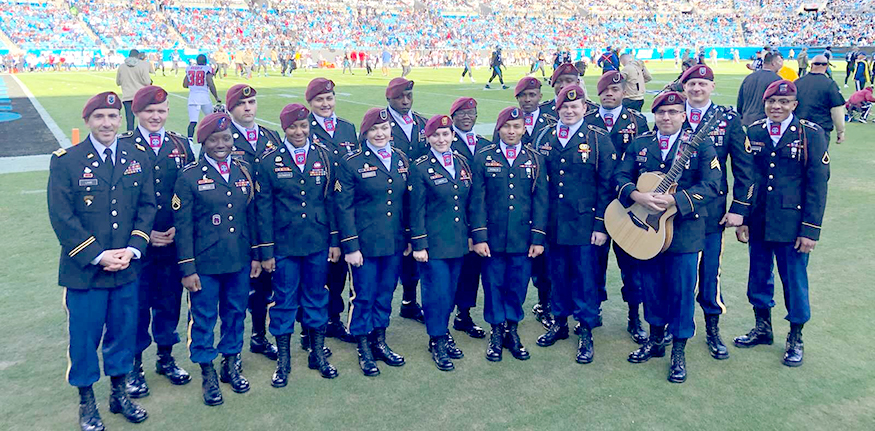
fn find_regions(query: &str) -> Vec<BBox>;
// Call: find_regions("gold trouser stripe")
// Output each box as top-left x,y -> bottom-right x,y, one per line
132,230 -> 150,242
716,235 -> 727,314
68,236 -> 95,257
692,251 -> 703,338
186,291 -> 195,352
63,288 -> 73,384
346,263 -> 357,332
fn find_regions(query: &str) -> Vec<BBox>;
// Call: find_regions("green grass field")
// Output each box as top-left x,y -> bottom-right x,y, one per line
1,63 -> 874,430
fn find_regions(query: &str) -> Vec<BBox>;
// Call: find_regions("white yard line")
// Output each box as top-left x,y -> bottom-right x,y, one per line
7,73 -> 71,148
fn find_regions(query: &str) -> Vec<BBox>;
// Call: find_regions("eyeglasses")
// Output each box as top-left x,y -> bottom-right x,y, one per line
654,109 -> 684,117
453,111 -> 477,119
811,62 -> 828,66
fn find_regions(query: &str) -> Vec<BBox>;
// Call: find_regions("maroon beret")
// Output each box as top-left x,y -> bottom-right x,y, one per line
763,80 -> 797,101
450,97 -> 477,116
550,63 -> 579,86
359,107 -> 390,138
196,112 -> 232,144
132,85 -> 168,113
597,71 -> 624,95
556,85 -> 585,111
424,115 -> 452,137
514,76 -> 541,97
495,106 -> 523,131
386,77 -> 414,99
651,91 -> 686,113
226,84 -> 257,109
280,103 -> 310,130
82,91 -> 121,119
680,64 -> 714,84
305,78 -> 335,102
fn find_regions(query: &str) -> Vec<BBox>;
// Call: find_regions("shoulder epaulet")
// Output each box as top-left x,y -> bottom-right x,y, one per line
391,147 -> 409,162
336,117 -> 354,127
261,145 -> 278,158
310,135 -> 329,150
523,143 -> 539,153
584,109 -> 597,118
167,130 -> 185,139
477,144 -> 497,154
587,124 -> 608,135
52,148 -> 67,157
414,154 -> 429,165
628,108 -> 645,118
751,118 -> 767,127
452,150 -> 469,162
640,130 -> 658,138
799,119 -> 821,129
118,131 -> 134,139
134,143 -> 147,152
234,157 -> 251,167
412,111 -> 427,121
182,160 -> 199,171
344,150 -> 362,161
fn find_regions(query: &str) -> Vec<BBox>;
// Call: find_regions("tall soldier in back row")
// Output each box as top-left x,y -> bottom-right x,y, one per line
50,92 -> 155,431
124,86 -> 194,400
680,64 -> 755,360
385,77 -> 427,323
734,80 -> 829,368
225,84 -> 282,362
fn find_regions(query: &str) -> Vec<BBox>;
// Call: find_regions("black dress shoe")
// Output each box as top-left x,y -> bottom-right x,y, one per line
326,317 -> 356,343
486,324 -> 504,362
532,302 -> 554,329
356,336 -> 380,376
576,324 -> 594,364
199,362 -> 223,406
445,333 -> 464,359
156,348 -> 192,385
429,335 -> 454,371
125,356 -> 149,399
668,339 -> 687,383
627,307 -> 648,345
503,322 -> 530,360
537,320 -> 569,347
109,376 -> 148,423
369,328 -> 405,366
782,323 -> 804,367
734,308 -> 774,348
400,301 -> 425,324
308,327 -> 339,379
704,314 -> 729,360
220,355 -> 250,393
628,325 -> 666,363
272,334 -> 291,388
250,332 -> 278,360
453,309 -> 486,339
78,386 -> 105,431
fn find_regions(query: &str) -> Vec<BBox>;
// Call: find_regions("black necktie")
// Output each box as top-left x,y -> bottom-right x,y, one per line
104,148 -> 114,175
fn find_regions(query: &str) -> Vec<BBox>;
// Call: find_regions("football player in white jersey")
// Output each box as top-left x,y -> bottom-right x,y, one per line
183,54 -> 220,139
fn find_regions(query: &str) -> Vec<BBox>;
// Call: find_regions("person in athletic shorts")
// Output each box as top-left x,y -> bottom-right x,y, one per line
183,54 -> 221,140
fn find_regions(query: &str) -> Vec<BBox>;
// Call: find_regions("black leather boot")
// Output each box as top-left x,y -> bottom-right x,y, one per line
453,308 -> 486,338
125,354 -> 149,398
537,317 -> 569,347
628,325 -> 666,363
503,321 -> 530,360
308,326 -> 339,378
370,328 -> 405,366
485,323 -> 504,362
326,316 -> 356,343
250,331 -> 278,360
300,325 -> 333,357
220,354 -> 250,393
156,345 -> 191,385
271,334 -> 291,388
400,301 -> 426,323
705,314 -> 729,359
78,386 -> 105,431
627,304 -> 648,345
356,335 -> 380,376
532,302 -> 554,329
429,335 -> 455,371
783,323 -> 804,367
668,338 -> 688,383
445,332 -> 464,359
199,362 -> 223,406
734,308 -> 774,348
576,323 -> 594,364
109,375 -> 148,423
663,325 -> 673,345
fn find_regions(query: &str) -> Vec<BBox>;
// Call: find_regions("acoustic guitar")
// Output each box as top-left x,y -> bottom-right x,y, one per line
605,108 -> 724,260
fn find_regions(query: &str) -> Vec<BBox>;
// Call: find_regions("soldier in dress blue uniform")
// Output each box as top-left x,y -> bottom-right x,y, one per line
615,92 -> 721,383
447,97 -> 488,339
385,77 -> 427,323
305,77 -> 358,343
173,113 -> 260,405
533,85 -> 615,363
680,64 -> 755,360
255,104 -> 340,385
410,115 -> 475,371
123,86 -> 193,400
470,107 -> 548,362
49,92 -> 154,431
588,71 -> 650,344
225,84 -> 281,361
514,77 -> 557,327
734,80 -> 829,368
335,108 -> 410,376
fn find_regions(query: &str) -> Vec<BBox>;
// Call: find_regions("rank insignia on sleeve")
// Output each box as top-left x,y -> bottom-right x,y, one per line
710,157 -> 720,170
822,152 -> 829,165
171,194 -> 181,210
334,180 -> 342,192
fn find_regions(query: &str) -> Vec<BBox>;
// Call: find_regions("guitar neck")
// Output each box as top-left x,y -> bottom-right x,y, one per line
652,108 -> 723,194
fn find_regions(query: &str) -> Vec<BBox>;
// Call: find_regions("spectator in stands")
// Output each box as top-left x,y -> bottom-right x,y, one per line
794,55 -> 846,144
116,49 -> 152,131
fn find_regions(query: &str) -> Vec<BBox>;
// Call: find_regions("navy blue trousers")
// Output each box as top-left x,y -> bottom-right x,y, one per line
454,251 -> 481,310
135,250 -> 183,354
349,254 -> 402,336
697,232 -> 728,315
65,281 -> 138,387
596,241 -> 642,305
747,240 -> 811,324
531,253 -> 552,305
640,252 -> 700,339
326,260 -> 348,318
482,252 -> 531,325
188,268 -> 249,364
420,258 -> 463,336
548,244 -> 600,328
270,251 -> 330,336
